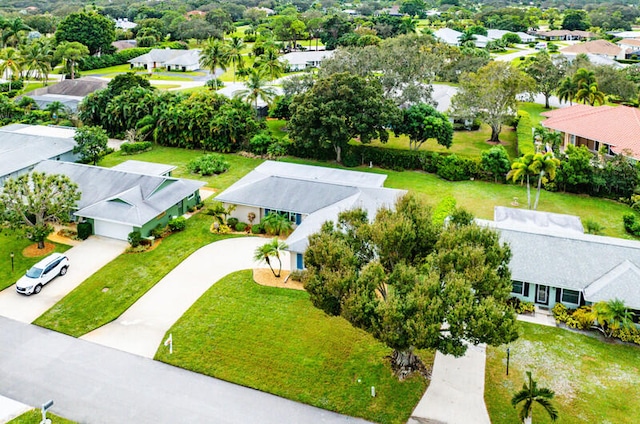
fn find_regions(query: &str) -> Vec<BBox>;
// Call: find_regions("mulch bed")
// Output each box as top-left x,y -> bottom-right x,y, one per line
23,242 -> 56,257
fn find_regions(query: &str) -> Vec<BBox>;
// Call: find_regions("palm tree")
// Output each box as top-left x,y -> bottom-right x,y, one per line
20,39 -> 53,85
0,47 -> 22,91
199,38 -> 229,90
261,212 -> 293,236
399,17 -> 418,34
2,18 -> 30,48
233,67 -> 277,113
575,82 -> 605,106
556,77 -> 577,105
529,152 -> 560,210
253,237 -> 288,278
507,153 -> 536,209
55,41 -> 89,80
511,371 -> 559,424
254,48 -> 284,81
227,36 -> 245,83
45,101 -> 69,123
590,299 -> 635,338
572,68 -> 596,89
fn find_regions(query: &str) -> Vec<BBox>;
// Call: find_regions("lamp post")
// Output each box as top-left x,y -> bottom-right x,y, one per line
506,347 -> 510,376
10,252 -> 14,273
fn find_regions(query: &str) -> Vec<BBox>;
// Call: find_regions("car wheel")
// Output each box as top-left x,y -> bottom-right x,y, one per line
34,284 -> 42,294
60,266 -> 68,276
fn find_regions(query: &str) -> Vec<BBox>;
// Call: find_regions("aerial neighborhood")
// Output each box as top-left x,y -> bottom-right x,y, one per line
1,0 -> 640,423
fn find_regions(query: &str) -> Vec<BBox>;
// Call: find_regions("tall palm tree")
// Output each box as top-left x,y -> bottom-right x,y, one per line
199,38 -> 229,90
0,47 -> 22,91
575,82 -> 605,106
529,152 -> 560,210
572,68 -> 596,89
507,153 -> 536,209
254,48 -> 284,81
227,36 -> 245,83
233,67 -> 277,112
253,237 -> 288,278
2,18 -> 30,48
556,77 -> 577,105
511,371 -> 559,424
45,101 -> 69,123
20,39 -> 53,85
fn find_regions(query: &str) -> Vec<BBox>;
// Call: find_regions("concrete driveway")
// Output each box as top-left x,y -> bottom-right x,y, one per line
0,236 -> 127,323
82,237 -> 288,358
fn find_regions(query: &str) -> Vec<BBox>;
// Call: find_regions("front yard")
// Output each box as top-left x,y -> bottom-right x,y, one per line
485,322 -> 640,423
155,270 -> 431,424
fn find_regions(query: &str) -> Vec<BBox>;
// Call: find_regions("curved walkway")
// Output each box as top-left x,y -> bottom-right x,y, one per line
81,237 -> 289,358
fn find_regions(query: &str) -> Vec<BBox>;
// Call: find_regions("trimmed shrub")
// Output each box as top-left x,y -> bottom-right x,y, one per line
249,132 -> 272,155
432,196 -> 457,226
78,47 -> 153,71
515,110 -> 535,155
436,154 -> 476,181
552,303 -> 570,323
0,79 -> 24,93
251,223 -> 264,234
168,216 -> 186,232
187,154 -> 229,176
77,222 -> 92,240
613,326 -> 640,345
567,306 -> 594,330
151,224 -> 166,239
128,230 -> 142,247
227,217 -> 239,229
289,269 -> 306,281
516,301 -> 535,314
235,222 -> 248,232
120,141 -> 152,155
623,212 -> 640,236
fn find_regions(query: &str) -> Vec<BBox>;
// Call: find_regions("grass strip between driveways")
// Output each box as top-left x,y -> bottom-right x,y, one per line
155,270 -> 431,424
7,409 -> 75,424
485,322 -> 640,424
33,211 -> 238,337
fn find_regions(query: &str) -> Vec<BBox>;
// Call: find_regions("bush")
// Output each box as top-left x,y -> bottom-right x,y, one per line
516,300 -> 535,314
77,222 -> 92,240
78,47 -> 152,71
251,223 -> 264,234
0,79 -> 24,93
249,132 -> 272,155
235,222 -> 248,232
289,269 -> 306,281
436,154 -> 477,181
168,216 -> 186,232
623,212 -> 640,236
120,141 -> 152,155
432,196 -> 457,226
227,217 -> 239,229
583,219 -> 603,235
266,138 -> 291,158
552,303 -> 570,322
128,230 -> 142,247
567,306 -> 594,330
151,224 -> 166,239
613,326 -> 640,345
187,154 -> 230,176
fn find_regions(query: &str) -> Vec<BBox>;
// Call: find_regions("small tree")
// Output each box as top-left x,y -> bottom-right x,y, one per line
394,103 -> 453,151
254,237 -> 288,277
0,172 -> 80,249
511,371 -> 559,424
55,41 -> 89,80
481,145 -> 511,183
73,126 -> 109,165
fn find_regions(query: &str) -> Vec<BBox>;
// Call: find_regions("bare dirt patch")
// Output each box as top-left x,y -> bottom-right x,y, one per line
253,268 -> 304,291
23,242 -> 56,257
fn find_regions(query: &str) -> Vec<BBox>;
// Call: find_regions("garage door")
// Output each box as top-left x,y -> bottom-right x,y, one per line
94,220 -> 133,240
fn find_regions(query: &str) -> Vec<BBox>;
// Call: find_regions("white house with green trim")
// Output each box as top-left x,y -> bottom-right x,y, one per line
34,160 -> 204,240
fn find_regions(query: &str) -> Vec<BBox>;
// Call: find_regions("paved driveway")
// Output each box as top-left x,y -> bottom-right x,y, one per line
82,237 -> 288,358
0,236 -> 127,323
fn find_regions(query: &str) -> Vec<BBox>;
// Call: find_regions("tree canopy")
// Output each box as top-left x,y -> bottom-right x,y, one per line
73,126 -> 110,165
55,10 -> 116,55
394,103 -> 453,151
303,195 -> 518,378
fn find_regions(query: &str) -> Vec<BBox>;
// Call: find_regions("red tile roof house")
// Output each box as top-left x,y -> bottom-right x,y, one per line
541,104 -> 640,160
560,39 -> 625,60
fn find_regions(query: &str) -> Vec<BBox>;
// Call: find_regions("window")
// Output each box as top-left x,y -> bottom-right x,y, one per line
512,281 -> 524,294
562,289 -> 580,305
265,209 -> 299,224
570,134 -> 576,145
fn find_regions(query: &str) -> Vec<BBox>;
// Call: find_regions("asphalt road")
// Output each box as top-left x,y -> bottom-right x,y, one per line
0,317 -> 369,424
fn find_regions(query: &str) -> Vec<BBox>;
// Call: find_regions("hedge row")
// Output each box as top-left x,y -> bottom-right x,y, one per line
515,110 -> 535,156
120,141 -> 152,154
78,48 -> 152,71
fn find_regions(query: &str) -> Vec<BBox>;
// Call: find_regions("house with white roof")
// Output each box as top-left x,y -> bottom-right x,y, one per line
433,28 -> 489,48
486,29 -> 535,43
278,50 -> 335,71
0,124 -> 78,186
482,207 -> 640,315
33,160 -> 204,240
128,49 -> 201,72
214,161 -> 406,270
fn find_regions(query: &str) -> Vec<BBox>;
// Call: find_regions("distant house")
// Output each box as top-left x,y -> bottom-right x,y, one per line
487,29 -> 535,43
561,52 -> 626,69
33,160 -> 204,240
482,207 -> 640,315
616,38 -> 640,58
608,31 -> 640,39
278,50 -> 335,71
376,5 -> 403,16
214,161 -> 406,271
22,77 -> 108,112
0,124 -> 78,186
112,40 -> 137,51
128,49 -> 201,72
541,105 -> 640,160
433,28 -> 488,47
560,40 -> 625,60
536,30 -> 596,41
114,18 -> 137,30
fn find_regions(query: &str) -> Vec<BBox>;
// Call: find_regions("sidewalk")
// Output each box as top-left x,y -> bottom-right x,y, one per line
0,395 -> 30,423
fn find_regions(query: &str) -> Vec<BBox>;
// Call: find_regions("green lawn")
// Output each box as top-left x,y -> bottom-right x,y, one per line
81,64 -> 130,75
34,211 -> 239,337
0,233 -> 71,291
155,270 -> 430,424
8,410 -> 74,424
519,101 -> 552,127
485,322 -> 640,424
266,118 -> 288,138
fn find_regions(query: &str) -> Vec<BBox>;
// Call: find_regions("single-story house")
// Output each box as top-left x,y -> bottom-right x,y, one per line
278,50 -> 335,71
481,207 -> 640,315
561,52 -> 626,69
21,77 -> 108,112
0,124 -> 78,186
214,161 -> 406,270
376,5 -> 403,16
112,40 -> 138,51
33,160 -> 204,240
536,30 -> 596,41
486,29 -> 535,43
560,40 -> 625,60
433,28 -> 488,48
128,49 -> 201,72
114,18 -> 137,30
541,104 -> 640,160
608,31 -> 640,39
617,38 -> 640,58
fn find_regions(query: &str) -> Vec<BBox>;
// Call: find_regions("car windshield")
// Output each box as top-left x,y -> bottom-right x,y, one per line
26,267 -> 43,278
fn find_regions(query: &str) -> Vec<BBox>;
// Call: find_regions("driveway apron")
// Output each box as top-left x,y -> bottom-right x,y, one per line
81,237 -> 288,358
0,237 -> 127,323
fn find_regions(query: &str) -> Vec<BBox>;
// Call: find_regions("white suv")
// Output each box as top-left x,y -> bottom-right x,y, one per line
16,253 -> 70,295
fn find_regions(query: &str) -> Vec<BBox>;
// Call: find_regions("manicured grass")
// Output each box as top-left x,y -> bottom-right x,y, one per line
519,101 -> 552,127
155,270 -> 431,424
0,233 -> 70,291
8,410 -> 74,424
266,118 -> 288,138
485,322 -> 640,424
81,64 -> 130,75
34,211 -> 239,337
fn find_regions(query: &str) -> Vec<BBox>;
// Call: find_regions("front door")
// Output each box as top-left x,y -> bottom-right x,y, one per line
536,284 -> 549,305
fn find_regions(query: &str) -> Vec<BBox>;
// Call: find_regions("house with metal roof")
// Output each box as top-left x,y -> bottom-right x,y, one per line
128,49 -> 201,72
541,105 -> 640,160
33,160 -> 204,241
278,50 -> 335,71
215,161 -> 406,270
0,124 -> 78,186
481,207 -> 640,313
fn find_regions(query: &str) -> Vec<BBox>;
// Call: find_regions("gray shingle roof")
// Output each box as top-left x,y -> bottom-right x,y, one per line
112,160 -> 176,176
584,261 -> 640,309
33,160 -> 204,226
